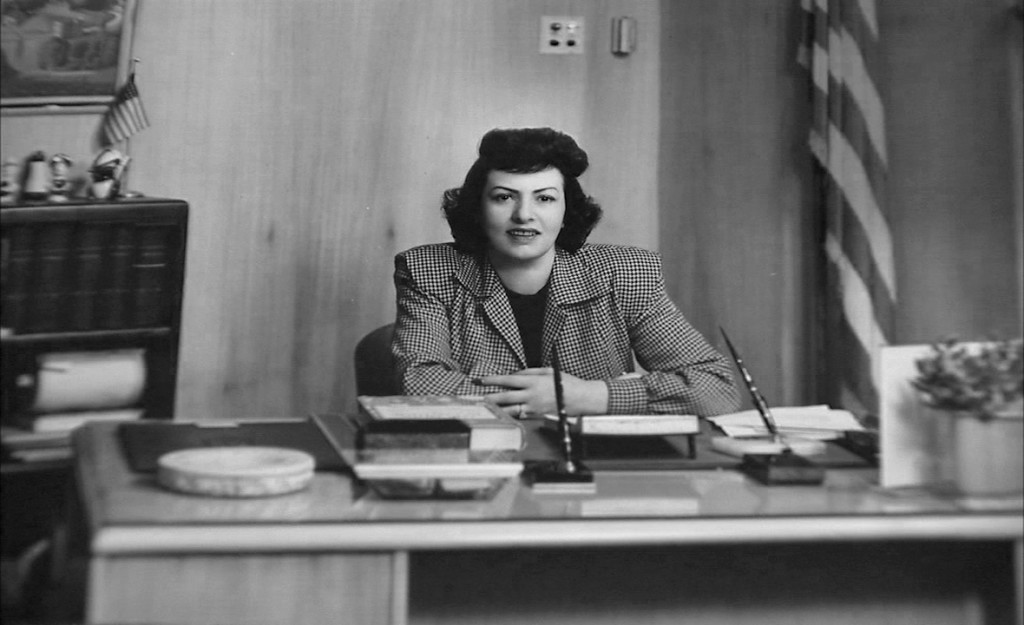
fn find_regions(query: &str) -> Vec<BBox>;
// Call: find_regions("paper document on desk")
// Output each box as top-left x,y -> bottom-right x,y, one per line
707,405 -> 864,440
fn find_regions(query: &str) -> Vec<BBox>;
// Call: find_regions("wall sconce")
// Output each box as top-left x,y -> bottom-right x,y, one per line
612,16 -> 637,56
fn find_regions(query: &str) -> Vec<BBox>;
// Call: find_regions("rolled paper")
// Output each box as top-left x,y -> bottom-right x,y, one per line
32,349 -> 146,414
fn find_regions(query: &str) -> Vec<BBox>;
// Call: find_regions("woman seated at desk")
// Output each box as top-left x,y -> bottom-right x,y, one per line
392,127 -> 739,419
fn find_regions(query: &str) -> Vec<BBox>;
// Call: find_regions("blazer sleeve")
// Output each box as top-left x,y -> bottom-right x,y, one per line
392,250 -> 478,396
606,249 -> 741,417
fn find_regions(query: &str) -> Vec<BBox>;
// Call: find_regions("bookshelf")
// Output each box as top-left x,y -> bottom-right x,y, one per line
0,198 -> 188,563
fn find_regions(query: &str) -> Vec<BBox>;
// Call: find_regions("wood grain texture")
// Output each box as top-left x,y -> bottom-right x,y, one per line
2,0 -> 1020,421
88,552 -> 399,625
122,0 -> 661,420
658,1 -> 816,406
882,0 -> 1022,343
1014,7 -> 1024,327
658,0 -> 1022,408
74,422 -> 1020,625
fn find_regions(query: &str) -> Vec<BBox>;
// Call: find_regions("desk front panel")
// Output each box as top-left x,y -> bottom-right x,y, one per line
75,423 -> 1020,542
74,422 -> 1023,625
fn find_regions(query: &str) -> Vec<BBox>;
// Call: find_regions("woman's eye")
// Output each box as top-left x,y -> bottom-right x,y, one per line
537,195 -> 556,203
491,193 -> 512,202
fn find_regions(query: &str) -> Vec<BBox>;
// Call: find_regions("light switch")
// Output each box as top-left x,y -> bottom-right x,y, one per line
540,16 -> 584,54
611,16 -> 637,56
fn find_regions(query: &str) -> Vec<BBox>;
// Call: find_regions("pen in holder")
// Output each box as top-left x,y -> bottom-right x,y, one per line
553,348 -> 577,472
526,347 -> 595,493
719,328 -> 825,486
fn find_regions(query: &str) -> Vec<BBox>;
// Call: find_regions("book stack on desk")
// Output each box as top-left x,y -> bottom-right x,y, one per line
313,410 -> 524,500
356,395 -> 525,451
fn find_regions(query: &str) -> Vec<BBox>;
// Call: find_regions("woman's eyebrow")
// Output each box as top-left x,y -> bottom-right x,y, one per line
532,187 -> 560,194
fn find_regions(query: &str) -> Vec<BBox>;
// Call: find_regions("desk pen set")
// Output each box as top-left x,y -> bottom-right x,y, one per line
525,347 -> 597,494
719,328 -> 825,486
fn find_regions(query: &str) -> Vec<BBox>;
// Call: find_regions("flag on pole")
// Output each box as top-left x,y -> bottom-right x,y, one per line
800,0 -> 895,419
102,69 -> 150,146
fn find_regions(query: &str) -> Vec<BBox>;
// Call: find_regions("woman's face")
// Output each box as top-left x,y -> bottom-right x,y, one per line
481,167 -> 565,268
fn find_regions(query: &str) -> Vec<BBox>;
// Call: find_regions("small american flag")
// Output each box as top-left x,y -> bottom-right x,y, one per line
102,71 -> 150,145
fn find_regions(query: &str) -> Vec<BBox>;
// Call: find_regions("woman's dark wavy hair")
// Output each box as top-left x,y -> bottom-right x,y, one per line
442,127 -> 602,254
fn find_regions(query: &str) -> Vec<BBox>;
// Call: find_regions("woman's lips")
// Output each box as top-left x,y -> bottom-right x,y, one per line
507,229 -> 539,239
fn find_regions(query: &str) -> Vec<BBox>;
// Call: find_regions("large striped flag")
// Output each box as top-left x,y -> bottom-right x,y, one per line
800,0 -> 894,419
102,71 -> 150,146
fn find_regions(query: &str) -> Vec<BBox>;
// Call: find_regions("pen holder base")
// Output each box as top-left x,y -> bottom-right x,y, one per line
740,452 -> 825,485
525,460 -> 596,494
834,430 -> 879,465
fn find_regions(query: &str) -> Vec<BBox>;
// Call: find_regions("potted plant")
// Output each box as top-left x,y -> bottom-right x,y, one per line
912,338 -> 1023,496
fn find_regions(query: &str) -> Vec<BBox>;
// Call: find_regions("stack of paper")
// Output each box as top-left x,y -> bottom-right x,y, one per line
707,405 -> 864,440
542,413 -> 699,436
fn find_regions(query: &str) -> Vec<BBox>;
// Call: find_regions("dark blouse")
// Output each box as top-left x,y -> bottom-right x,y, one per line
504,282 -> 549,368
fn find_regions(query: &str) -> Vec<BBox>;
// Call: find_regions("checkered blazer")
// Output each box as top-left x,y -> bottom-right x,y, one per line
392,243 -> 740,417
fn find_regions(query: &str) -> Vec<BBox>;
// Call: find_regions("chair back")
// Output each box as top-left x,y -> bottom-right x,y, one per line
354,323 -> 398,396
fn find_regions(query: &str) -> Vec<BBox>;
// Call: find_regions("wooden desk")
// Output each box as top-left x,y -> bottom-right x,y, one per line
74,422 -> 1023,625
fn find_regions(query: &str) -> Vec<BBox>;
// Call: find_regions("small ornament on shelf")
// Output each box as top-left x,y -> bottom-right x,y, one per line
89,148 -> 130,200
48,154 -> 74,202
0,158 -> 19,205
21,151 -> 50,202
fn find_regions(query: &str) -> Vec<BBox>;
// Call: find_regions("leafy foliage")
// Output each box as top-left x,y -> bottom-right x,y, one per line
912,339 -> 1024,420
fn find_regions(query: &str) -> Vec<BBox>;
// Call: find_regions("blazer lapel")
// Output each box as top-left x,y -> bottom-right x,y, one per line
542,248 -> 612,364
455,254 -> 526,368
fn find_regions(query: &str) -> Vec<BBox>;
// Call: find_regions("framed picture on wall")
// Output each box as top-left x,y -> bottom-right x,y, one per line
0,0 -> 138,111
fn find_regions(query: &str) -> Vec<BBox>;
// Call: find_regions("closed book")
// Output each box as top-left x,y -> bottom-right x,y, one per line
29,224 -> 73,332
1,225 -> 33,332
98,224 -> 135,330
70,224 -> 106,331
358,418 -> 471,450
357,395 -> 525,451
132,225 -> 172,327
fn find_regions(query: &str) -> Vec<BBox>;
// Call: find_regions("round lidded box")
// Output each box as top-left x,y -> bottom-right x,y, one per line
157,447 -> 315,497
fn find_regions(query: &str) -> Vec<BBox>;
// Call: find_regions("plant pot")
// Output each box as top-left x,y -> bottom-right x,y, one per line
951,412 -> 1024,496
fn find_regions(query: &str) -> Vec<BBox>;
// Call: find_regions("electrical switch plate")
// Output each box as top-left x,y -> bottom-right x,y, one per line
540,16 -> 584,54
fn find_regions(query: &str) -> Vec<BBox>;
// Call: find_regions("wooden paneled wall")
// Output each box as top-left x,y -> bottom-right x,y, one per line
2,0 -> 1020,419
658,1 -> 817,406
883,0 -> 1022,342
134,0 -> 663,419
2,0 -> 662,419
658,0 -> 1023,407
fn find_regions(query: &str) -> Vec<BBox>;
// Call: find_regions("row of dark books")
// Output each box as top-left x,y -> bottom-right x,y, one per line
1,221 -> 181,334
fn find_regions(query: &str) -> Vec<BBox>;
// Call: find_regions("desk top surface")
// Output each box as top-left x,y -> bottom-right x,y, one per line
74,422 -> 1023,555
